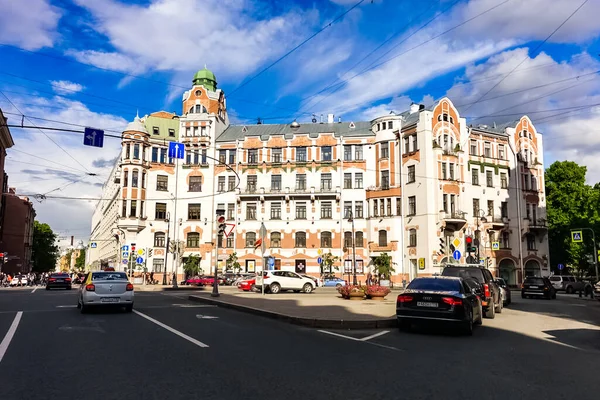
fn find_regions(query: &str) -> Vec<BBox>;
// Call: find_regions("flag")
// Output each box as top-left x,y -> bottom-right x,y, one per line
254,238 -> 262,249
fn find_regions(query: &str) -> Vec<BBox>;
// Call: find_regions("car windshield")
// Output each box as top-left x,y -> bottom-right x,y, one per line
92,272 -> 128,281
407,278 -> 462,292
525,277 -> 545,285
442,267 -> 485,282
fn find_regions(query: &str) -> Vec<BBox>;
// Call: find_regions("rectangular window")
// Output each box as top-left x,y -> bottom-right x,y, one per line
296,202 -> 307,219
408,196 -> 416,216
387,198 -> 392,216
484,142 -> 491,158
449,164 -> 455,180
487,200 -> 494,217
248,149 -> 258,164
381,170 -> 390,190
188,204 -> 201,220
501,173 -> 508,189
218,176 -> 225,192
412,135 -> 418,152
152,126 -> 159,135
201,149 -> 207,164
501,202 -> 508,218
295,174 -> 306,191
344,173 -> 352,189
133,144 -> 140,160
408,166 -> 416,183
396,198 -> 402,216
122,200 -> 127,217
246,203 -> 257,220
355,145 -> 363,160
526,203 -> 531,220
200,126 -> 207,136
527,235 -> 536,251
270,202 -> 282,220
472,168 -> 479,185
123,170 -> 128,187
271,175 -> 282,192
130,201 -> 137,218
373,199 -> 378,217
272,148 -> 282,163
295,233 -> 306,248
443,194 -> 448,213
470,140 -> 478,156
404,136 -> 410,154
501,231 -> 510,249
151,147 -> 158,162
344,145 -> 352,161
168,128 -> 175,137
486,170 -> 493,187
321,201 -> 332,219
160,148 -> 167,163
473,199 -> 480,217
219,150 -> 226,164
344,201 -> 352,219
321,146 -> 332,161
355,173 -> 363,189
320,173 -> 332,191
450,194 -> 456,214
228,176 -> 235,191
155,203 -> 167,220
229,150 -> 236,164
355,201 -> 363,218
189,176 -> 202,192
498,145 -> 505,160
226,234 -> 234,248
441,163 -> 447,180
409,229 -> 417,247
380,199 -> 385,216
227,204 -> 235,220
296,147 -> 307,162
247,175 -> 257,192
380,142 -> 389,158
131,170 -> 138,188
156,175 -> 168,191
187,233 -> 200,248
388,121 -> 393,129
530,174 -> 536,191
153,259 -> 164,273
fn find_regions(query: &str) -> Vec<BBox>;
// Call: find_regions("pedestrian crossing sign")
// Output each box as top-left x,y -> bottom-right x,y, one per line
571,231 -> 583,243
492,242 -> 500,251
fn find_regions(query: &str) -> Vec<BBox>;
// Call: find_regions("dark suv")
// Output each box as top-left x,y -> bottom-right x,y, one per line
521,276 -> 556,299
441,265 -> 502,319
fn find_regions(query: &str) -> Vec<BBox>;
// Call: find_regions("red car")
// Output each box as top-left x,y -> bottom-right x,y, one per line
201,277 -> 225,286
186,277 -> 204,286
238,278 -> 256,292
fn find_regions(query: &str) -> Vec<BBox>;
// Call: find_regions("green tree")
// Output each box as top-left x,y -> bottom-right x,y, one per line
320,252 -> 339,276
545,161 -> 599,276
75,248 -> 86,271
373,253 -> 395,281
31,221 -> 59,273
183,254 -> 201,276
226,252 -> 241,273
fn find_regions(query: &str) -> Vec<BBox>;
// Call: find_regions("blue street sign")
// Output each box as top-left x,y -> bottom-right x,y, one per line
168,141 -> 185,159
267,257 -> 275,267
122,245 -> 129,251
452,250 -> 461,261
122,252 -> 129,258
317,257 -> 323,264
558,263 -> 564,270
122,259 -> 128,265
90,242 -> 97,248
136,257 -> 144,264
83,127 -> 104,148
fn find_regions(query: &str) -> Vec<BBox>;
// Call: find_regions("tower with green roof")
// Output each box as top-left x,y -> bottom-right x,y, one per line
192,67 -> 217,92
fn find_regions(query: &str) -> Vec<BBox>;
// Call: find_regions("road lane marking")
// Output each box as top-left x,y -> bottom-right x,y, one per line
56,305 -> 77,308
31,287 -> 37,294
0,311 -> 23,363
196,314 -> 219,319
360,330 -> 390,341
318,330 -> 402,352
133,310 -> 209,348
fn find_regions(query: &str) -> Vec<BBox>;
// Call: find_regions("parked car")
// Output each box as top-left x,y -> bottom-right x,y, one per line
549,275 -> 588,294
522,276 -> 556,299
46,273 -> 72,290
301,274 -> 321,287
256,271 -> 316,294
396,276 -> 483,335
441,265 -> 502,319
594,281 -> 600,300
495,278 -> 512,306
237,277 -> 256,292
185,276 -> 204,286
77,271 -> 134,313
323,277 -> 348,288
9,275 -> 28,286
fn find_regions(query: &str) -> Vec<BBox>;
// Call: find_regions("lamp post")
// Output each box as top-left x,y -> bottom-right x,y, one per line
162,212 -> 171,285
475,209 -> 488,263
347,211 -> 357,285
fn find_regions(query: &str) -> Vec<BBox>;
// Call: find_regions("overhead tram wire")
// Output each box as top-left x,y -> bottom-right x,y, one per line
294,0 -> 512,118
226,0 -> 369,98
460,0 -> 590,115
9,148 -> 99,176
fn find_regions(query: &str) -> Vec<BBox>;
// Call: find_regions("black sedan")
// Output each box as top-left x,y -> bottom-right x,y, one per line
396,276 -> 483,335
46,273 -> 72,290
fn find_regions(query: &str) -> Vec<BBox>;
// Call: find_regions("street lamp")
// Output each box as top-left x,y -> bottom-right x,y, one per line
162,212 -> 171,285
347,211 -> 357,285
475,209 -> 488,263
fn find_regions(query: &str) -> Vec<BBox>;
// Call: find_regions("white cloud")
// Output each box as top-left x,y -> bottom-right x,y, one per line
0,0 -> 61,50
69,0 -> 316,80
50,80 -> 86,95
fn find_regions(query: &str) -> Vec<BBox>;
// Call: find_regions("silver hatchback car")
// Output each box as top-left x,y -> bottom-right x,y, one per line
77,271 -> 134,313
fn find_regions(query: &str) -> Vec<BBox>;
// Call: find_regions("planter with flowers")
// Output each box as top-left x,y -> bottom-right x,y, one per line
365,285 -> 391,300
338,285 -> 366,300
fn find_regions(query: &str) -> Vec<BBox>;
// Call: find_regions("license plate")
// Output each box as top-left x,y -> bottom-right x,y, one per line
529,286 -> 538,289
57,279 -> 64,282
417,301 -> 439,308
101,297 -> 119,303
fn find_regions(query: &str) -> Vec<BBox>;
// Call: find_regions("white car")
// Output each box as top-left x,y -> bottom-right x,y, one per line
256,271 -> 316,294
77,271 -> 134,313
9,275 -> 28,286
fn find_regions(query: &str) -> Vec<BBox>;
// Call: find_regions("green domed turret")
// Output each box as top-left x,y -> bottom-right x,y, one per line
192,67 -> 217,91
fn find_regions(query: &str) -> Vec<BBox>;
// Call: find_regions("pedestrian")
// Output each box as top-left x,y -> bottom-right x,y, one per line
366,271 -> 372,286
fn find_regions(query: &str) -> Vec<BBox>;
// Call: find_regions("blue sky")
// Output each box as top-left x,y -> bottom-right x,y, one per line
0,0 -> 599,241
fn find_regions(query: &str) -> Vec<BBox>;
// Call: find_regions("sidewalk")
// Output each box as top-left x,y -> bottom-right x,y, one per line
188,287 -> 398,329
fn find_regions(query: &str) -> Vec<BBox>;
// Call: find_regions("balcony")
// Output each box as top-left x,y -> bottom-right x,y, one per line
490,215 -> 509,229
117,217 -> 146,233
441,211 -> 467,231
525,218 -> 548,234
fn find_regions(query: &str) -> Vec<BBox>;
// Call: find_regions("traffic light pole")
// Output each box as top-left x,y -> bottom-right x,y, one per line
213,211 -> 226,297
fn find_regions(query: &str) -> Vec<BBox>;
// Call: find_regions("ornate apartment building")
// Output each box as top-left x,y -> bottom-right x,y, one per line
88,68 -> 549,286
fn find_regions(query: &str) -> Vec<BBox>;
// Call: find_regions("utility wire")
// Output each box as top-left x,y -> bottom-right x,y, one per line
461,0 -> 590,114
8,148 -> 97,175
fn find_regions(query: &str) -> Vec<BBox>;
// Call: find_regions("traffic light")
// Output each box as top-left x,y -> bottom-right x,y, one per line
465,236 -> 476,253
217,215 -> 226,236
148,249 -> 153,257
438,238 -> 445,256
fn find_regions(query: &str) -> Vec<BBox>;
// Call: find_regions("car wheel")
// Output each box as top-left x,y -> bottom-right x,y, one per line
67,286 -> 72,290
566,286 -> 574,294
270,283 -> 281,294
485,303 -> 496,319
463,317 -> 474,336
250,284 -> 256,292
552,292 -> 557,299
80,302 -> 87,314
336,283 -> 342,288
495,299 -> 503,313
303,283 -> 313,294
125,305 -> 133,313
475,305 -> 483,325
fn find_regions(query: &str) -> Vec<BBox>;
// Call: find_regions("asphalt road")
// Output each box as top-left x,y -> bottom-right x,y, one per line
1,286 -> 599,400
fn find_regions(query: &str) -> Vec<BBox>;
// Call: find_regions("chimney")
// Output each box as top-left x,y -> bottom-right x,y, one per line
327,114 -> 334,124
320,114 -> 324,124
409,103 -> 419,114
338,116 -> 342,123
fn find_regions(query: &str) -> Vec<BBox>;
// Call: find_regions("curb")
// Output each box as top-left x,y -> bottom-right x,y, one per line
188,295 -> 397,329
136,286 -> 207,292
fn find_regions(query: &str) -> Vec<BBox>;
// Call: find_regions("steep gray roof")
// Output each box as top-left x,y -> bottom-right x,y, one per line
217,121 -> 373,142
470,120 -> 518,136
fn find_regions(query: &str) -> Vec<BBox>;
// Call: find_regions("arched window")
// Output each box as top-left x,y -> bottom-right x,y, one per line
194,104 -> 207,113
344,231 -> 353,248
409,229 -> 417,247
378,230 -> 388,247
321,231 -> 332,248
295,232 -> 306,248
442,113 -> 448,122
186,232 -> 200,248
270,232 -> 281,248
246,232 -> 256,247
355,231 -> 364,248
154,232 -> 165,247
